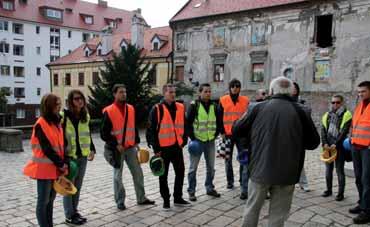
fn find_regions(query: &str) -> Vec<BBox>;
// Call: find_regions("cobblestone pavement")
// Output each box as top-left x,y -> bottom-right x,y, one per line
0,134 -> 363,227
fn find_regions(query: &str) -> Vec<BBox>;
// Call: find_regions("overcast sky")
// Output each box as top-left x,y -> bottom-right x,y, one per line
85,0 -> 189,27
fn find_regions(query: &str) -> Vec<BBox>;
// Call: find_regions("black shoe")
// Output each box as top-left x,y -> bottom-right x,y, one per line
227,184 -> 234,189
188,193 -> 197,202
207,190 -> 221,198
353,212 -> 370,224
174,198 -> 191,206
74,213 -> 87,223
335,194 -> 344,201
117,204 -> 126,210
138,199 -> 155,205
163,201 -> 170,210
66,216 -> 84,225
240,193 -> 248,200
321,190 -> 332,197
349,205 -> 362,214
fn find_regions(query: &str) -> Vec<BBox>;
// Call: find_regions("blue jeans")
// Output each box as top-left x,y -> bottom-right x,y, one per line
188,140 -> 216,194
36,179 -> 56,227
113,146 -> 146,206
63,157 -> 88,219
352,147 -> 370,214
225,138 -> 248,193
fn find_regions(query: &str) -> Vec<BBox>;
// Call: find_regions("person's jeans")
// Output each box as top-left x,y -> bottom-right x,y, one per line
63,157 -> 88,219
299,168 -> 309,188
352,147 -> 370,214
225,138 -> 248,193
242,180 -> 295,227
36,179 -> 56,227
187,140 -> 216,194
159,145 -> 185,201
325,148 -> 345,195
113,146 -> 146,206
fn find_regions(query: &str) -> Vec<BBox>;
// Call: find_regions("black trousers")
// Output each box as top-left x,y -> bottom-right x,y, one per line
325,147 -> 345,195
159,145 -> 185,201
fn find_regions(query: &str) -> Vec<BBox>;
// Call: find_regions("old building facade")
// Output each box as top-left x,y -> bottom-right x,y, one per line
170,0 -> 370,119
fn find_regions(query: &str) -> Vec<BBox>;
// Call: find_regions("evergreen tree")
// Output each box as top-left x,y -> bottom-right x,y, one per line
88,44 -> 154,121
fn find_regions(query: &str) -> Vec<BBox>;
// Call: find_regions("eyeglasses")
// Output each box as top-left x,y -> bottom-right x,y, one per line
73,96 -> 83,101
231,85 -> 241,88
331,101 -> 341,104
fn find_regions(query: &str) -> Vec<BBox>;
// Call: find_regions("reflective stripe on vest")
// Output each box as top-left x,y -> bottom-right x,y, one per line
322,110 -> 352,130
61,111 -> 91,159
220,95 -> 249,136
23,117 -> 64,180
351,101 -> 370,147
193,101 -> 217,142
103,103 -> 136,148
157,102 -> 185,147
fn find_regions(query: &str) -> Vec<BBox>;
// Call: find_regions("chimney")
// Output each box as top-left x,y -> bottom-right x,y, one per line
101,26 -> 113,55
98,0 -> 107,8
131,10 -> 145,49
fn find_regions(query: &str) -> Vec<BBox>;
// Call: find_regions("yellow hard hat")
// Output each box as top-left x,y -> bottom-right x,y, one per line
320,146 -> 337,164
53,176 -> 77,196
137,148 -> 150,164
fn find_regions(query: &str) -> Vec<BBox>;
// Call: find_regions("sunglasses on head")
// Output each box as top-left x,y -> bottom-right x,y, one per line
331,101 -> 341,104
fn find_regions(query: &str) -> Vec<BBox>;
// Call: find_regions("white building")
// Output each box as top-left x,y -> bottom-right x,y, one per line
0,0 -> 136,125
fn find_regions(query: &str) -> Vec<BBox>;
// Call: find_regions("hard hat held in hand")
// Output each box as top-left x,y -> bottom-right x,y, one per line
320,145 -> 337,164
137,148 -> 150,164
66,160 -> 78,180
188,140 -> 203,156
53,176 -> 77,196
149,156 -> 165,177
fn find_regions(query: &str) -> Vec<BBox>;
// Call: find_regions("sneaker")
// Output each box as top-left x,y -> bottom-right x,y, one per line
321,190 -> 332,197
335,194 -> 344,201
207,190 -> 221,198
163,200 -> 170,210
65,216 -> 84,225
117,204 -> 126,211
174,198 -> 191,206
188,193 -> 197,202
74,213 -> 87,223
349,205 -> 362,214
138,199 -> 155,205
353,212 -> 370,224
300,185 -> 310,192
227,184 -> 234,189
240,193 -> 248,200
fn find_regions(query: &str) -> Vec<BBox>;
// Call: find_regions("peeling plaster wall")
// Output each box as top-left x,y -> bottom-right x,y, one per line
172,0 -> 370,122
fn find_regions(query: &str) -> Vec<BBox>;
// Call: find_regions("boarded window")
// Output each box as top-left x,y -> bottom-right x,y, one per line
175,66 -> 184,82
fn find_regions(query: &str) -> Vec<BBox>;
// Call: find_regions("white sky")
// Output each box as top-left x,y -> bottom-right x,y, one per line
85,0 -> 189,27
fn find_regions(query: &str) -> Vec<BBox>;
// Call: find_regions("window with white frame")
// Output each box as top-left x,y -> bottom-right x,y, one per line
36,67 -> 41,76
84,16 -> 93,25
50,36 -> 60,49
1,87 -> 11,96
0,42 -> 9,53
0,65 -> 10,76
12,23 -> 23,34
153,41 -> 159,51
36,46 -> 41,55
0,20 -> 9,31
16,109 -> 26,119
37,88 -> 41,96
82,33 -> 90,42
46,9 -> 62,20
2,1 -> 14,11
36,26 -> 40,34
13,45 -> 24,56
14,87 -> 25,98
14,66 -> 25,77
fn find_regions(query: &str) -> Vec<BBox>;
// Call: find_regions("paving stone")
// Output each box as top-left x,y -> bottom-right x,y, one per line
288,209 -> 315,223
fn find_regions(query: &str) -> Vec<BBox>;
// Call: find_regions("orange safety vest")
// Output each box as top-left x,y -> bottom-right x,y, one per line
351,101 -> 370,147
220,95 -> 249,136
103,103 -> 136,148
157,102 -> 185,147
23,117 -> 64,180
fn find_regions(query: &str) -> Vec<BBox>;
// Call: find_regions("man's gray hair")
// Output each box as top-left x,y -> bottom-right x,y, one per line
269,76 -> 293,95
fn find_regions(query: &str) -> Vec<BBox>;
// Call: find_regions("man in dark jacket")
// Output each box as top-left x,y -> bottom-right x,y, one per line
321,95 -> 352,201
233,77 -> 320,227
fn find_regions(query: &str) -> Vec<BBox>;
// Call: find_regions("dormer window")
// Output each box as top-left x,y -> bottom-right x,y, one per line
105,18 -> 116,28
84,50 -> 89,57
45,8 -> 63,21
65,8 -> 73,13
19,0 -> 27,4
153,42 -> 159,51
120,39 -> 128,51
97,49 -> 102,56
2,0 -> 14,11
83,46 -> 91,57
80,14 -> 94,25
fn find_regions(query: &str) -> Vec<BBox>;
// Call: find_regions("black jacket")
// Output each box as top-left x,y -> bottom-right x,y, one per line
232,95 -> 320,185
146,100 -> 187,153
186,99 -> 220,141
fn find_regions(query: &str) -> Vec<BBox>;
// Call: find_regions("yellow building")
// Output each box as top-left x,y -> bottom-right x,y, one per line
47,26 -> 172,107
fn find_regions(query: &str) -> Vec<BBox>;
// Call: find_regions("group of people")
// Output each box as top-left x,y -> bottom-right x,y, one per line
22,76 -> 370,227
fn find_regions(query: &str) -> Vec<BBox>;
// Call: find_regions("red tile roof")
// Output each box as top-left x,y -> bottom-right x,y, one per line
0,0 -> 134,32
47,26 -> 172,66
171,0 -> 307,22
